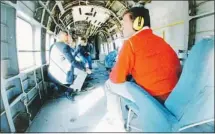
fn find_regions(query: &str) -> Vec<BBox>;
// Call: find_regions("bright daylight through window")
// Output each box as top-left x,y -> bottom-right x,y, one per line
16,18 -> 34,70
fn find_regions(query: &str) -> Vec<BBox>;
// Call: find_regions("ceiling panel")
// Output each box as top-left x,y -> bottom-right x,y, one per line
72,5 -> 110,27
110,1 -> 125,13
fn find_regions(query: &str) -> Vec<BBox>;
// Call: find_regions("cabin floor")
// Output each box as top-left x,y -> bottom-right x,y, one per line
26,62 -> 214,133
26,62 -> 140,132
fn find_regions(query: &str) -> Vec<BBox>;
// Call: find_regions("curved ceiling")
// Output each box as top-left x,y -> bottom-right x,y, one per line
34,0 -> 151,38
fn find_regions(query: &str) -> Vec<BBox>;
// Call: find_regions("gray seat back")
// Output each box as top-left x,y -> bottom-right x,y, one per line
165,37 -> 214,129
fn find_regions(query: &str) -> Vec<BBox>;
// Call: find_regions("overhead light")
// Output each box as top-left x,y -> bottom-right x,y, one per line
85,12 -> 93,16
79,8 -> 82,15
93,12 -> 97,17
91,8 -> 94,12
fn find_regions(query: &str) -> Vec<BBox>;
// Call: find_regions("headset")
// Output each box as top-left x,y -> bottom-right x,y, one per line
133,16 -> 144,31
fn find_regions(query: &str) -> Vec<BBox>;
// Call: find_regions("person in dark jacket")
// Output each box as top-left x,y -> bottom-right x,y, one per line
74,37 -> 93,70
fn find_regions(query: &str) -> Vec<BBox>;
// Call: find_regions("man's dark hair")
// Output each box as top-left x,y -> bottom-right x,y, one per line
123,6 -> 151,28
60,30 -> 69,35
80,37 -> 87,43
72,36 -> 77,41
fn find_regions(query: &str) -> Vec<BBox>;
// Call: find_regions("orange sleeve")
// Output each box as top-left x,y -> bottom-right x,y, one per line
109,40 -> 134,83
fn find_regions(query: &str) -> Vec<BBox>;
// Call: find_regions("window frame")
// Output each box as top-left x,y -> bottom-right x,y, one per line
16,17 -> 36,71
16,17 -> 43,71
45,33 -> 55,64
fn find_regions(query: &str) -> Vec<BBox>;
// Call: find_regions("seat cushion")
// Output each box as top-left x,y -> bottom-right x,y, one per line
125,82 -> 178,132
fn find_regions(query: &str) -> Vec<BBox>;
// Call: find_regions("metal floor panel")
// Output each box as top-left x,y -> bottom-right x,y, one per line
26,63 -> 127,132
26,63 -> 214,132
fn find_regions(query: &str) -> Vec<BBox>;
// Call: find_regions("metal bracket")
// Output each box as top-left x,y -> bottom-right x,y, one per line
20,94 -> 28,105
189,11 -> 215,20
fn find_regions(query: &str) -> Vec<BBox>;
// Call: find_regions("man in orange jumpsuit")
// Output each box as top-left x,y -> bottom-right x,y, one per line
104,6 -> 181,128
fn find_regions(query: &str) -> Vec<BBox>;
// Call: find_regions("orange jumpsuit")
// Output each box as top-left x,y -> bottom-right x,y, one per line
110,29 -> 181,101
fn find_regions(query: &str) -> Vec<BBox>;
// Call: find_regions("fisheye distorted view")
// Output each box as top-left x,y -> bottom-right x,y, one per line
0,0 -> 214,133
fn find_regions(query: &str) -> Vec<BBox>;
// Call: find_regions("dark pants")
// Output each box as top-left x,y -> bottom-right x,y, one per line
80,55 -> 92,69
85,55 -> 92,69
47,72 -> 66,94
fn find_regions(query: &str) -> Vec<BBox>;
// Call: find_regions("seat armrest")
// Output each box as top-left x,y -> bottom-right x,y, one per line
126,83 -> 178,132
